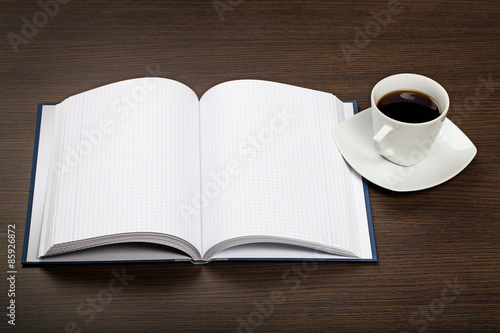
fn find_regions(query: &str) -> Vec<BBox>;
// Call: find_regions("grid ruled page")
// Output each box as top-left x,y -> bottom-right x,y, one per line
199,80 -> 359,257
41,78 -> 201,254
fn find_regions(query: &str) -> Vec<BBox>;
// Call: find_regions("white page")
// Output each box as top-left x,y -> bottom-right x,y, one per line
211,102 -> 374,261
39,78 -> 201,256
199,80 -> 361,258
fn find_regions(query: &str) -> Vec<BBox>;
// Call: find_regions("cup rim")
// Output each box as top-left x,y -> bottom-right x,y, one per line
371,73 -> 449,126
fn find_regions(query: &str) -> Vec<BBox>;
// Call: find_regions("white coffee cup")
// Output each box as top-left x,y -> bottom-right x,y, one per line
371,73 -> 450,166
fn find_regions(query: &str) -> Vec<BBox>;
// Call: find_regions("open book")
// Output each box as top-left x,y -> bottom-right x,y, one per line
22,78 -> 376,264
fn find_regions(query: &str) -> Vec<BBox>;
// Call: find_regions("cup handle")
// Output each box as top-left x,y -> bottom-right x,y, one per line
373,124 -> 394,157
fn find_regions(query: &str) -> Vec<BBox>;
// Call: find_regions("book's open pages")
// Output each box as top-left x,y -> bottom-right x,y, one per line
198,80 -> 360,259
39,79 -> 203,259
26,78 -> 375,263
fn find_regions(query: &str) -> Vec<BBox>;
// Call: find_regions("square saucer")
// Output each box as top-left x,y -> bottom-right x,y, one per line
332,108 -> 477,192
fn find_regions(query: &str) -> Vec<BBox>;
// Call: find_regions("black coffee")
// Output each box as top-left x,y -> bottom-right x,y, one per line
376,90 -> 441,123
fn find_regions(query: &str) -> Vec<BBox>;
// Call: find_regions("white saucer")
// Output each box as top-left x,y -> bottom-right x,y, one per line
332,108 -> 477,192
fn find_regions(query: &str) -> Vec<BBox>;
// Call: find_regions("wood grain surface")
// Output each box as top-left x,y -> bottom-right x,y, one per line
1,0 -> 499,331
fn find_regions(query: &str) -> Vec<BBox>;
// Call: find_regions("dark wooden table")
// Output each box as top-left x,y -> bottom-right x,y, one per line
1,0 -> 499,331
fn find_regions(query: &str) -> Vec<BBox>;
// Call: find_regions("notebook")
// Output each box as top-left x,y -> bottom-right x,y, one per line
22,78 -> 376,264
